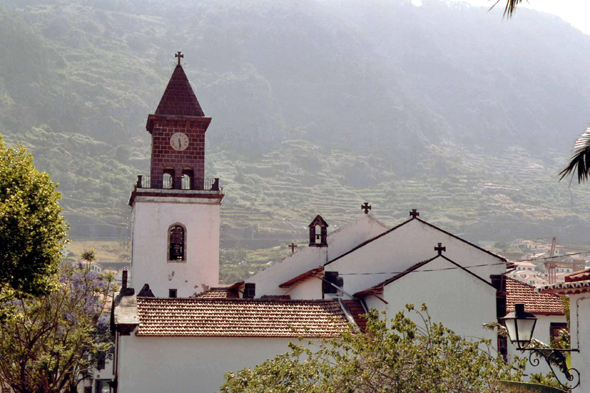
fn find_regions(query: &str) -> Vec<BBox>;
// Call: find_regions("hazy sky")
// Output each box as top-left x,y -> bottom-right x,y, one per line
462,0 -> 590,35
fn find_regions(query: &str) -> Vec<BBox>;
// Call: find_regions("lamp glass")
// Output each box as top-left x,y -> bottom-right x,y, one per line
516,318 -> 536,343
505,318 -> 518,343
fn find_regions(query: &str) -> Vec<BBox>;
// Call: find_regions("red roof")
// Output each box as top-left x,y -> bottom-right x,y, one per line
192,287 -> 239,299
136,298 -> 354,338
505,277 -> 564,316
566,269 -> 590,283
154,65 -> 205,117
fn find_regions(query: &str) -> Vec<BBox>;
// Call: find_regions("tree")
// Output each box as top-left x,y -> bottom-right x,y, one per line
491,0 -> 526,17
0,264 -> 116,393
220,305 -> 529,393
0,136 -> 68,302
558,127 -> 590,184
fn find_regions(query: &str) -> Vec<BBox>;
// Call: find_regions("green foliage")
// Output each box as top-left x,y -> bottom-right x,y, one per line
221,305 -> 530,393
0,264 -> 116,393
81,247 -> 96,262
0,135 -> 68,301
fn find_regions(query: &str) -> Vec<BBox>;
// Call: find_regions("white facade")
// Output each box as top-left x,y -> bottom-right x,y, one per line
366,257 -> 498,341
249,214 -> 389,298
117,336 -> 296,393
130,191 -> 222,298
326,219 -> 506,297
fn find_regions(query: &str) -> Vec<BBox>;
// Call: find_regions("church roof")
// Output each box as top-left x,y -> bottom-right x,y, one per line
154,65 -> 205,117
135,298 -> 357,338
505,277 -> 564,316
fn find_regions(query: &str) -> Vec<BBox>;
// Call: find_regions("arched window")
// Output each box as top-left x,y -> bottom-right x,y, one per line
315,225 -> 322,244
181,169 -> 194,190
169,225 -> 185,261
163,168 -> 175,189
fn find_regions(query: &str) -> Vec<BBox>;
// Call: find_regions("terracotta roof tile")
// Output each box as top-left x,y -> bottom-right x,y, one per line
505,277 -> 564,315
192,287 -> 239,299
136,298 -> 352,338
566,269 -> 590,283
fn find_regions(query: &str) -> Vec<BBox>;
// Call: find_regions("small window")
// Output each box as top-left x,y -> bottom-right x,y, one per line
315,225 -> 322,244
169,225 -> 185,261
169,289 -> 177,298
97,352 -> 106,370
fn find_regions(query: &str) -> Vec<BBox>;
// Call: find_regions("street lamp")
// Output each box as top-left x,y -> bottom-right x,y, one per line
502,303 -> 580,390
503,303 -> 537,350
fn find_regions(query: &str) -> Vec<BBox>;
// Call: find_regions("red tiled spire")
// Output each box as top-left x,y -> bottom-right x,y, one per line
155,65 -> 205,117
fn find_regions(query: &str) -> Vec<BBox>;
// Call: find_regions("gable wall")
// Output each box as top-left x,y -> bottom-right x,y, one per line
379,257 -> 497,341
328,220 -> 505,296
286,276 -> 323,299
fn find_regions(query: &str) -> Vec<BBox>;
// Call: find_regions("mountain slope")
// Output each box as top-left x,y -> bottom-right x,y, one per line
1,0 -> 590,243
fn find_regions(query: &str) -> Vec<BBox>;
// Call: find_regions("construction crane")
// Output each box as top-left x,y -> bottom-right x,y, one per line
546,237 -> 557,284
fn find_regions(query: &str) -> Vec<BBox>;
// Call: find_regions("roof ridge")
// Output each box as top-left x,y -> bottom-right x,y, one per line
137,297 -> 341,304
325,216 -> 506,267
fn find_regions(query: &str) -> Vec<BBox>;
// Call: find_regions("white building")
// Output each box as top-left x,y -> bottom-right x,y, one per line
111,56 -> 568,393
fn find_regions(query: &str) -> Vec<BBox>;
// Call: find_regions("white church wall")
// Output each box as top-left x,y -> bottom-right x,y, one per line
326,215 -> 389,262
250,215 -> 388,298
379,257 -> 498,342
117,336 -> 299,393
286,276 -> 323,299
251,247 -> 327,297
130,196 -> 221,298
328,219 -> 506,296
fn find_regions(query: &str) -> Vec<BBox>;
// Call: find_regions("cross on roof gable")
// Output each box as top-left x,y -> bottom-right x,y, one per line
154,63 -> 205,117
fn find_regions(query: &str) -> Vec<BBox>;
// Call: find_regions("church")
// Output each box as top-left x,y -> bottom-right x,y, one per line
110,54 -> 566,393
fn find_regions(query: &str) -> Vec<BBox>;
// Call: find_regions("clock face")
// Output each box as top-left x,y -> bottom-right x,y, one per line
170,133 -> 189,151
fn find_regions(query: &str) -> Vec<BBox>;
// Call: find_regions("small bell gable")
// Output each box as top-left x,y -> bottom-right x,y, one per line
309,215 -> 328,247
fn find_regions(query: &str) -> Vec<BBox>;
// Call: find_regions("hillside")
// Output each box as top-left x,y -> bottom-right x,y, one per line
2,0 -> 590,245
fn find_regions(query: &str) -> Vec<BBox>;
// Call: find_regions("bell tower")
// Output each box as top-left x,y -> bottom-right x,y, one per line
129,53 -> 224,298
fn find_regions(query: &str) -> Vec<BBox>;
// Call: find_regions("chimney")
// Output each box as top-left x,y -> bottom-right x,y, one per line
244,283 -> 256,299
122,270 -> 128,291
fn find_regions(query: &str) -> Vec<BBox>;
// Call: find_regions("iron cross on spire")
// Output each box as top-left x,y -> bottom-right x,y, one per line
435,243 -> 446,256
361,202 -> 371,214
410,209 -> 419,218
289,243 -> 298,254
175,51 -> 184,66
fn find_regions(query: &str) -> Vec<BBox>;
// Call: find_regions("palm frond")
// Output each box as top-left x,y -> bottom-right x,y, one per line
489,0 -> 527,18
559,126 -> 590,184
